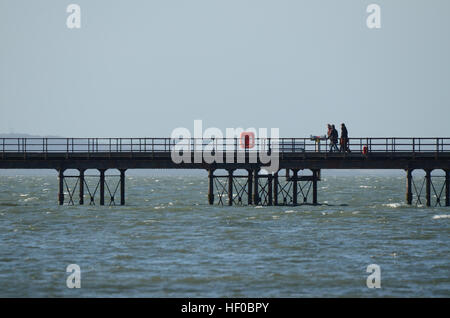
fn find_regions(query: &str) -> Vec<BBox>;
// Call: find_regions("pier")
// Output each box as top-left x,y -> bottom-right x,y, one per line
1,137 -> 450,207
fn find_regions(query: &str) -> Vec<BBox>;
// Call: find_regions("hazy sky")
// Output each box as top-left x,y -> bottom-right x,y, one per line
1,0 -> 449,138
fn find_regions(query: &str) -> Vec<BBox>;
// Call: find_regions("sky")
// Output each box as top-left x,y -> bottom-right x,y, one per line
1,0 -> 450,138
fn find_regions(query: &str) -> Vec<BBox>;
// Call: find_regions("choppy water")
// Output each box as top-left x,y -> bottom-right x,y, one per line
0,174 -> 448,297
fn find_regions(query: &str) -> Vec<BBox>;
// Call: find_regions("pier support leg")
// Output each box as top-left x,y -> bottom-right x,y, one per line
247,169 -> 253,205
253,169 -> 259,205
79,169 -> 85,205
312,169 -> 319,205
445,169 -> 450,207
273,171 -> 279,206
406,169 -> 413,205
425,169 -> 432,207
99,169 -> 106,206
208,169 -> 214,205
268,174 -> 273,206
58,169 -> 65,206
120,169 -> 126,206
292,169 -> 299,205
227,169 -> 234,206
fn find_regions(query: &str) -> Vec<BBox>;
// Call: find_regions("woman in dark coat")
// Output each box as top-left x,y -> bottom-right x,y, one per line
340,123 -> 350,152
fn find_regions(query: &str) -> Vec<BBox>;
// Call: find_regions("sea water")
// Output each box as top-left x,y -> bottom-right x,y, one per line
0,174 -> 448,297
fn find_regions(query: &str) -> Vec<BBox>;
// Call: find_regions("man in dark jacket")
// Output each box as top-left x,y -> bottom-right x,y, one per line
329,124 -> 339,152
340,123 -> 351,152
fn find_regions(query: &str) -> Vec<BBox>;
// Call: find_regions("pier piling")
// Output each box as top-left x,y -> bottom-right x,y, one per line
268,174 -> 273,206
445,169 -> 450,207
208,169 -> 214,205
273,172 -> 279,206
425,169 -> 432,207
99,169 -> 106,206
247,169 -> 253,205
406,169 -> 413,205
253,169 -> 259,205
79,169 -> 85,205
120,169 -> 126,206
58,169 -> 65,206
312,169 -> 319,205
227,169 -> 234,206
292,169 -> 299,205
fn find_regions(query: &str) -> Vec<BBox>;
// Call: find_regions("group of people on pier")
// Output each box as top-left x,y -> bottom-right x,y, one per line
327,123 -> 351,153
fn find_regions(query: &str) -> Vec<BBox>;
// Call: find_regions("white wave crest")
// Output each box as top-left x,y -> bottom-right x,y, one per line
383,203 -> 402,208
432,214 -> 450,220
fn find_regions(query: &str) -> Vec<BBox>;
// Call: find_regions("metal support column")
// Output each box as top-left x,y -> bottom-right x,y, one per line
208,169 -> 214,205
253,168 -> 259,205
247,169 -> 253,205
99,169 -> 106,206
406,169 -> 413,205
445,169 -> 450,207
227,169 -> 233,206
58,169 -> 65,206
79,169 -> 85,205
292,169 -> 298,206
312,169 -> 318,205
268,174 -> 273,206
425,169 -> 432,207
120,169 -> 126,206
273,171 -> 279,206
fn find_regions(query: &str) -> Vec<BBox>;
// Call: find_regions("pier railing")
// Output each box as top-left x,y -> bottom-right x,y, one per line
1,137 -> 450,154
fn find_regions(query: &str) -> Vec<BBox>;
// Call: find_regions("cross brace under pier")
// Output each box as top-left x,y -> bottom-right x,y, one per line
405,169 -> 450,207
207,168 -> 321,206
57,168 -> 126,206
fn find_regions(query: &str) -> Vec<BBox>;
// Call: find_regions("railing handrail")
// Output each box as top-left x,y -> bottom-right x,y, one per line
1,137 -> 450,154
1,137 -> 450,139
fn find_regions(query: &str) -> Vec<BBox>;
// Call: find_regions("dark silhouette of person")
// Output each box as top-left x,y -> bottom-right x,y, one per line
340,123 -> 351,153
328,124 -> 339,152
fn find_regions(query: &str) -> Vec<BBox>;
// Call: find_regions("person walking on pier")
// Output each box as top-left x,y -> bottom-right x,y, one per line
327,124 -> 339,152
327,124 -> 332,151
340,123 -> 351,153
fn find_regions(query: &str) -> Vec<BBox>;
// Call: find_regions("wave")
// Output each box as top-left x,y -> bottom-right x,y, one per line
383,203 -> 403,208
432,214 -> 450,220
